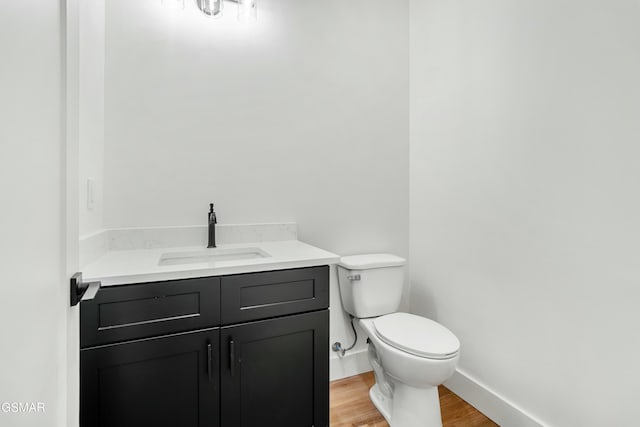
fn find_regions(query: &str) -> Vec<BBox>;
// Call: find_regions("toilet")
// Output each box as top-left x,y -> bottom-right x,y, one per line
337,254 -> 460,427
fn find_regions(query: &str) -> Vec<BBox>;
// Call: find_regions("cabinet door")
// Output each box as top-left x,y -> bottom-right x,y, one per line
220,310 -> 329,427
81,328 -> 220,427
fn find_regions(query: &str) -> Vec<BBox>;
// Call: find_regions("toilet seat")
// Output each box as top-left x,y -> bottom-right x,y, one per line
374,313 -> 460,360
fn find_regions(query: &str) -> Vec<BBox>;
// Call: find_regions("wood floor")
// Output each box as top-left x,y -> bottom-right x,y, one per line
330,372 -> 498,427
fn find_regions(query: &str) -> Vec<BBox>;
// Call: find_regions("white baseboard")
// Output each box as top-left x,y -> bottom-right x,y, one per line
445,369 -> 546,427
330,348 -> 371,381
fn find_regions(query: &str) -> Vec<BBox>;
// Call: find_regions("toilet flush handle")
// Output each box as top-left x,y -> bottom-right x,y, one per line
347,274 -> 361,281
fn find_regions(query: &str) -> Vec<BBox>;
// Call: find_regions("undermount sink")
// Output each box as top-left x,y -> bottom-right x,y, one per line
158,247 -> 270,266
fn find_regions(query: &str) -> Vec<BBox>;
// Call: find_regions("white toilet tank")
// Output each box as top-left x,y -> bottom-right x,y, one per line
337,254 -> 406,318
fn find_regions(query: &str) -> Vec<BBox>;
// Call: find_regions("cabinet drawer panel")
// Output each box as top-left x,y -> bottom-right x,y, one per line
81,277 -> 220,348
98,292 -> 200,328
221,266 -> 329,324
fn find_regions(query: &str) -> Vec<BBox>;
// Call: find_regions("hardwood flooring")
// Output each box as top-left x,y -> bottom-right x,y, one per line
330,372 -> 498,427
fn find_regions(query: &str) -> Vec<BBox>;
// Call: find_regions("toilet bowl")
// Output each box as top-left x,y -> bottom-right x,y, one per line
360,315 -> 459,427
337,254 -> 460,427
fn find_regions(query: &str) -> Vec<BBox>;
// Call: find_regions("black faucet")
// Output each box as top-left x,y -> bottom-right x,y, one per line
207,203 -> 217,248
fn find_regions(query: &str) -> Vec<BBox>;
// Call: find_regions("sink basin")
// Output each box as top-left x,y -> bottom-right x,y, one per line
158,247 -> 270,266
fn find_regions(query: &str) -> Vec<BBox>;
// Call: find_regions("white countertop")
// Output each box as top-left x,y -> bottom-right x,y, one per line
84,240 -> 340,286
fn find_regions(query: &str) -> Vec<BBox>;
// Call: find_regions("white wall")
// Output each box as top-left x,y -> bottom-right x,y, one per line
78,0 -> 106,236
103,0 -> 409,373
410,0 -> 640,425
0,1 -> 70,426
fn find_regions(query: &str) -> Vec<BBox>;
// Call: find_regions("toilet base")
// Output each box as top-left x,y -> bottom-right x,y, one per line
370,384 -> 393,423
370,382 -> 443,427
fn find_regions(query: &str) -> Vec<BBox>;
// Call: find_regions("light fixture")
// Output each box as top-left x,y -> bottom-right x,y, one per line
237,0 -> 257,22
163,0 -> 257,22
195,0 -> 256,21
196,0 -> 223,17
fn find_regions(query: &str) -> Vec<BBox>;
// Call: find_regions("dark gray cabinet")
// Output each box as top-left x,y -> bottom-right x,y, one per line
80,266 -> 329,427
220,266 -> 329,325
81,328 -> 220,427
220,310 -> 329,427
80,276 -> 221,348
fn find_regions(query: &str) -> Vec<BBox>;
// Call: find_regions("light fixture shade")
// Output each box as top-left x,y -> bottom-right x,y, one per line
237,0 -> 257,22
196,0 -> 223,17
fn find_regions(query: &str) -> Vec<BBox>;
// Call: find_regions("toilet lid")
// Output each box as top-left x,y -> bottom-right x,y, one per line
338,254 -> 406,270
374,313 -> 460,359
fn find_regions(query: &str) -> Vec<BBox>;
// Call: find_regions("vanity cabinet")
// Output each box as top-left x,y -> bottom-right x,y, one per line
80,266 -> 329,427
